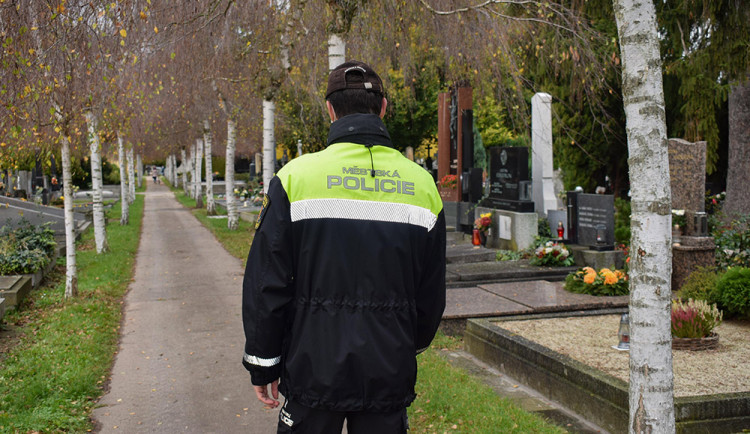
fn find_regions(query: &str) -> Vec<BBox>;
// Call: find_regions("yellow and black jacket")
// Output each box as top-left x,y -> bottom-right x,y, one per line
242,113 -> 446,412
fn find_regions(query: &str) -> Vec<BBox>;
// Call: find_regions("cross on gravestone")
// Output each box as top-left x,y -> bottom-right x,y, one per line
567,192 -> 615,250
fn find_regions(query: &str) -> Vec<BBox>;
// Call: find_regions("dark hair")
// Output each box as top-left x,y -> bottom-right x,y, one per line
326,73 -> 383,118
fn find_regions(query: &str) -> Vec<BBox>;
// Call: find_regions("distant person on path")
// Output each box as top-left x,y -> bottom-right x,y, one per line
151,166 -> 159,184
241,60 -> 446,434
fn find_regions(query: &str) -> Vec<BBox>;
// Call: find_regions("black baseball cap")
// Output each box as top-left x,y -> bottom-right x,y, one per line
325,60 -> 384,99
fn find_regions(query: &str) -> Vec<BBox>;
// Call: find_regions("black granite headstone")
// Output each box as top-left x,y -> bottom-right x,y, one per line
567,192 -> 615,250
483,147 -> 534,212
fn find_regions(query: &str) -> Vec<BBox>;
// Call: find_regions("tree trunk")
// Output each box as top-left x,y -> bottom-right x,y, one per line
204,120 -> 216,215
117,134 -> 129,226
188,143 -> 195,199
226,118 -> 239,230
127,147 -> 136,204
724,79 -> 750,219
328,34 -> 346,71
85,111 -> 109,253
613,1 -> 675,433
136,154 -> 143,189
181,148 -> 189,196
262,99 -> 276,194
61,132 -> 78,298
194,139 -> 204,208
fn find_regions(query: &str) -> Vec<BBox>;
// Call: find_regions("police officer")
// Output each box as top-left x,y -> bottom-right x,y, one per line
242,60 -> 446,434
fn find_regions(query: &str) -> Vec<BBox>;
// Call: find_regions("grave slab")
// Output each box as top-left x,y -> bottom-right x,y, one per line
445,243 -> 496,264
446,261 -> 575,286
479,281 -> 628,312
444,286 -> 532,319
0,276 -> 32,309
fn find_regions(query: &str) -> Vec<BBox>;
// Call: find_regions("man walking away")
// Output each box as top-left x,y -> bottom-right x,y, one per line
242,60 -> 446,434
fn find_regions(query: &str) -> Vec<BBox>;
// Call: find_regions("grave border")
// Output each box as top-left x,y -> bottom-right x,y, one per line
465,313 -> 750,434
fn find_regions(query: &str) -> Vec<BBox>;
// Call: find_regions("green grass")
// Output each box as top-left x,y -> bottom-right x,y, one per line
167,182 -> 256,263
410,333 -> 566,433
0,194 -> 145,432
168,186 -> 566,433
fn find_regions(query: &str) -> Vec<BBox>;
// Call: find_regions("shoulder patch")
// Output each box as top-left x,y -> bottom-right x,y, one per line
255,194 -> 270,230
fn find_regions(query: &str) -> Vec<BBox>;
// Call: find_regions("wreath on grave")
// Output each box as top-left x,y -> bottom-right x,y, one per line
564,266 -> 629,296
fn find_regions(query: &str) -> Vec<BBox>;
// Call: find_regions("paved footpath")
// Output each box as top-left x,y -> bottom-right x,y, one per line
93,180 -> 278,433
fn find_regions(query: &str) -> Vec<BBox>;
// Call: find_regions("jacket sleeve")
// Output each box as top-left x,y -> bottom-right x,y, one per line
415,209 -> 446,354
242,176 -> 295,385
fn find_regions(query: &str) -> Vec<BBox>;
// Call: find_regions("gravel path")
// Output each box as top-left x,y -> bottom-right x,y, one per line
498,315 -> 750,397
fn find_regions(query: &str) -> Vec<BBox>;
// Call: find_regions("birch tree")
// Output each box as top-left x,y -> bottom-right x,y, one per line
194,138 -> 204,208
181,147 -> 189,195
127,147 -> 136,204
613,1 -> 674,432
203,120 -> 216,214
117,134 -> 130,225
85,110 -> 109,253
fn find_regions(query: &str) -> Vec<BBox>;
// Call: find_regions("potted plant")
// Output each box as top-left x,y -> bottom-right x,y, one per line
671,298 -> 723,350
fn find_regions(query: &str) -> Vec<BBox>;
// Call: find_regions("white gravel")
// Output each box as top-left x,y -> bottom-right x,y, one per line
496,315 -> 750,397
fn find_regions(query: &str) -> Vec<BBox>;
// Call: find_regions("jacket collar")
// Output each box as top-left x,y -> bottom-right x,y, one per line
327,113 -> 393,148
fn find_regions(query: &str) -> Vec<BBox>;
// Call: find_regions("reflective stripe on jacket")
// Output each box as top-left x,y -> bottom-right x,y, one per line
242,113 -> 446,412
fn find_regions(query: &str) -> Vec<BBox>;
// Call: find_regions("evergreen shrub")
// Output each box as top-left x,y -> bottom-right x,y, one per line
0,220 -> 56,275
716,267 -> 750,318
677,267 -> 721,305
713,214 -> 750,269
614,197 -> 631,245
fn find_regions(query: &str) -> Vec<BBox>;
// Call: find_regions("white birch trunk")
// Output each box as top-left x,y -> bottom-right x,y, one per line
61,132 -> 78,298
181,148 -> 189,195
85,111 -> 109,253
328,34 -> 346,71
117,134 -> 129,226
136,154 -> 143,188
127,147 -> 136,204
171,154 -> 178,186
188,143 -> 195,199
262,99 -> 276,194
226,118 -> 239,230
204,120 -> 216,215
613,1 -> 675,433
195,139 -> 204,208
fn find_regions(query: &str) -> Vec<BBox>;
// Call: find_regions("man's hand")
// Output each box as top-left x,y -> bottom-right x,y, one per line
254,380 -> 280,409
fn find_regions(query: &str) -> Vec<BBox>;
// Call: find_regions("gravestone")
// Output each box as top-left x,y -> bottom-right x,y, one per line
668,138 -> 706,236
667,138 -> 715,290
483,147 -> 534,212
18,171 -> 31,197
531,93 -> 558,216
567,192 -> 615,250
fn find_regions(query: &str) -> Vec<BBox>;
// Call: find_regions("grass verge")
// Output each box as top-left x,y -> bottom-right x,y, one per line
167,183 -> 256,264
168,186 -> 566,433
0,194 -> 144,432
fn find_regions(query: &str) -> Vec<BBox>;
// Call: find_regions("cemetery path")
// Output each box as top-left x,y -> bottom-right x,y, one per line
92,180 -> 278,433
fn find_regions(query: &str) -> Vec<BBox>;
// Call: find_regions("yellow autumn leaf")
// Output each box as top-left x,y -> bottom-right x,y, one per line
154,27 -> 158,33
119,29 -> 127,38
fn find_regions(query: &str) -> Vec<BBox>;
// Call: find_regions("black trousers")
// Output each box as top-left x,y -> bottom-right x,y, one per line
277,399 -> 408,434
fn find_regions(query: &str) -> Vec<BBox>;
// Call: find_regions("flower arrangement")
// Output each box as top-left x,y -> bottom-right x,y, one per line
438,174 -> 458,189
564,266 -> 629,296
671,298 -> 723,339
474,212 -> 492,233
530,241 -> 575,267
